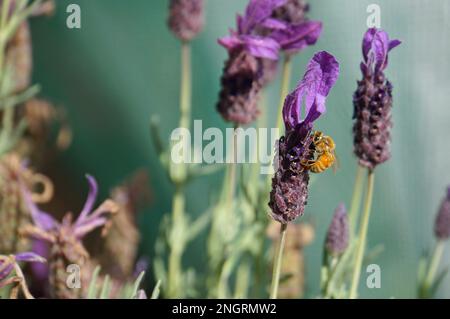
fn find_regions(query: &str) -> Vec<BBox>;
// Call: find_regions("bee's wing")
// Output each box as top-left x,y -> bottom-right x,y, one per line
332,151 -> 340,174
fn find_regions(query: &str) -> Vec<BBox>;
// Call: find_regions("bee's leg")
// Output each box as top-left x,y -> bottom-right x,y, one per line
300,159 -> 316,167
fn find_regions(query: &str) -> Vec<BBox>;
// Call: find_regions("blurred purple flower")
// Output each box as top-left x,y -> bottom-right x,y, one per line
167,0 -> 204,42
219,0 -> 285,60
219,33 -> 280,60
30,239 -> 49,282
0,252 -> 45,283
237,0 -> 287,34
20,175 -> 118,298
219,0 -> 322,59
325,204 -> 349,255
217,0 -> 323,125
22,175 -> 117,240
434,186 -> 450,240
269,51 -> 339,224
270,20 -> 322,53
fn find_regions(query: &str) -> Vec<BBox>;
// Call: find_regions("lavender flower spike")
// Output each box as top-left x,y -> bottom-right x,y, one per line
217,0 -> 324,125
434,186 -> 450,240
269,51 -> 339,224
168,0 -> 204,42
325,204 -> 349,255
353,28 -> 401,170
217,0 -> 284,125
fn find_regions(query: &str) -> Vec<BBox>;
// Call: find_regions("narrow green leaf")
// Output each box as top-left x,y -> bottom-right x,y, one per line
86,266 -> 101,299
430,266 -> 450,297
99,275 -> 112,299
128,271 -> 145,299
151,280 -> 162,299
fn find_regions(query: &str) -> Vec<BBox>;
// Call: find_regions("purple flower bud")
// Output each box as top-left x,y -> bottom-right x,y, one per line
434,186 -> 450,240
269,52 -> 339,224
325,204 -> 349,255
167,0 -> 204,42
353,28 -> 401,170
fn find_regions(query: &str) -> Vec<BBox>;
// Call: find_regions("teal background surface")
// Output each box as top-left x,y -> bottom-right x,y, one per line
30,0 -> 450,298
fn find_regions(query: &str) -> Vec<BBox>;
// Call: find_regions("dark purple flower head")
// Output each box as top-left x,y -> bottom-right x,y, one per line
167,0 -> 204,42
353,28 -> 401,170
217,0 -> 323,125
283,51 -> 339,132
434,186 -> 450,240
325,204 -> 349,255
0,252 -> 45,282
361,28 -> 401,75
269,51 -> 339,224
219,0 -> 322,59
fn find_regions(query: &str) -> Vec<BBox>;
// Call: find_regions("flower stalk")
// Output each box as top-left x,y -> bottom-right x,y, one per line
348,165 -> 365,236
167,184 -> 185,297
0,0 -> 43,156
419,240 -> 445,298
269,222 -> 287,299
349,169 -> 374,299
167,41 -> 192,298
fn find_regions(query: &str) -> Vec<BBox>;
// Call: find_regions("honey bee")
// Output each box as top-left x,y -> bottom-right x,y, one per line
301,131 -> 338,174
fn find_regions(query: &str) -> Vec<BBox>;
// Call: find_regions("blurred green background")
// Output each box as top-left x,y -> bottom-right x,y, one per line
29,0 -> 450,298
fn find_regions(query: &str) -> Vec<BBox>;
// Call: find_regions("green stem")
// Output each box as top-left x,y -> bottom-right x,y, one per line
234,259 -> 251,299
0,0 -> 11,31
179,42 -> 191,130
269,223 -> 287,299
348,165 -> 366,236
216,127 -> 238,299
166,41 -> 192,298
167,186 -> 185,298
322,256 -> 339,298
420,240 -> 445,298
227,127 -> 237,206
349,169 -> 375,299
